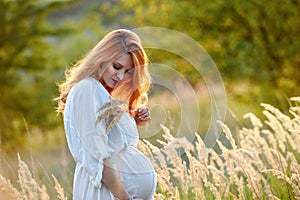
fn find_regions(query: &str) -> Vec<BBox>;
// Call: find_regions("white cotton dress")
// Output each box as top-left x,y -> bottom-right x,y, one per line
64,77 -> 157,200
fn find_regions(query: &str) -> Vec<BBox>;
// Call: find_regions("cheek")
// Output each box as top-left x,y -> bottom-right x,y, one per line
103,66 -> 115,77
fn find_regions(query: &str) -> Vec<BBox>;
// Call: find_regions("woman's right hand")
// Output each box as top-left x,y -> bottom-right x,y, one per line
134,105 -> 151,126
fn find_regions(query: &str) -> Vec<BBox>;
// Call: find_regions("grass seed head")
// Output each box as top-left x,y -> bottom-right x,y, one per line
96,98 -> 128,133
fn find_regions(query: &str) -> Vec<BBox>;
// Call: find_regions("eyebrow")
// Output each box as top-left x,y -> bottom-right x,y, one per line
115,61 -> 133,70
114,62 -> 124,68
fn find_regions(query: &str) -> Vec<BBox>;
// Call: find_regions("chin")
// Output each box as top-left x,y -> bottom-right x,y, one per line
109,83 -> 117,88
107,85 -> 115,90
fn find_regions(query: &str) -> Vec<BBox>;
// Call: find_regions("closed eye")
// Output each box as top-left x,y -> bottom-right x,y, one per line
113,63 -> 123,70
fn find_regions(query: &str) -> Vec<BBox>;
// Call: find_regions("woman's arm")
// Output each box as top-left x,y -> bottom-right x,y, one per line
102,158 -> 130,200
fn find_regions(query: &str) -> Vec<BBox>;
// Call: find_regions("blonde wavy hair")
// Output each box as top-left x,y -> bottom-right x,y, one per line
56,29 -> 151,114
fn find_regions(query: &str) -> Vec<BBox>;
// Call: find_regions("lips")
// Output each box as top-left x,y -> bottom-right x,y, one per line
111,78 -> 119,86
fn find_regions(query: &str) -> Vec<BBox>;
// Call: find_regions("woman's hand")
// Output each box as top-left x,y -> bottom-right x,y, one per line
102,159 -> 131,200
134,105 -> 150,126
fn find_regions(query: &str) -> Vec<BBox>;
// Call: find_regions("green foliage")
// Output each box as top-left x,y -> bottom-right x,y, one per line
1,0 -> 299,152
100,0 -> 300,109
0,0 -> 112,149
0,0 -> 80,147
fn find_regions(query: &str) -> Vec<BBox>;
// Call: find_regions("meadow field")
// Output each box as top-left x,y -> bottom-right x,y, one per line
0,96 -> 299,199
1,1 -> 299,199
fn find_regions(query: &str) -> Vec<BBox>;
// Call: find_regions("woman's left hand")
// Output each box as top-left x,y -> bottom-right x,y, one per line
134,106 -> 151,126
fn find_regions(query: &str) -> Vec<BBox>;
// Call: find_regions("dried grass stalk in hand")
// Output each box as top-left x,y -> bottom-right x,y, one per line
96,98 -> 128,132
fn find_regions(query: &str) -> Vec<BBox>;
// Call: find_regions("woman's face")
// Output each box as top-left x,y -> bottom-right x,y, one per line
101,53 -> 134,89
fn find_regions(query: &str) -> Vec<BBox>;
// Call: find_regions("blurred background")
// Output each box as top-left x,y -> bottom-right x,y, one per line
1,0 -> 299,198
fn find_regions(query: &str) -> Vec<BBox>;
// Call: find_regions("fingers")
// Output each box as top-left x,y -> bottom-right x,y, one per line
136,106 -> 150,121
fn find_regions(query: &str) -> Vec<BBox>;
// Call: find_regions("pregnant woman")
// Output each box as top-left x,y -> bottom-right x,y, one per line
56,29 -> 157,200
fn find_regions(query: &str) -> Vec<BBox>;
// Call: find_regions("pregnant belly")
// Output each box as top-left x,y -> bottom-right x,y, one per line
115,146 -> 157,200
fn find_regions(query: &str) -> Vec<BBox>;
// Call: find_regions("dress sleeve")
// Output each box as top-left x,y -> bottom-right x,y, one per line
68,79 -> 114,187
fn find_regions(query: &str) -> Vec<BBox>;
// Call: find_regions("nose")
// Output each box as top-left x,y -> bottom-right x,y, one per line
117,70 -> 125,81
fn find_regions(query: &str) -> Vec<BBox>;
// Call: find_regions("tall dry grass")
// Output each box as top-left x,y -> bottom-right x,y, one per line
0,97 -> 299,199
0,154 -> 68,200
138,97 -> 300,199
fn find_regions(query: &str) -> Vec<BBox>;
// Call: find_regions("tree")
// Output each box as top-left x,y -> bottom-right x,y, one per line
0,0 -> 79,147
100,0 -> 300,108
